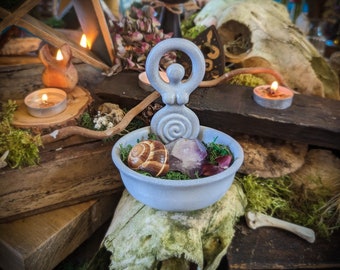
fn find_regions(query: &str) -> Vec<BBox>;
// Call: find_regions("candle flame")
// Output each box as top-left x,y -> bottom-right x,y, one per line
56,49 -> 63,61
41,93 -> 48,104
270,81 -> 279,92
80,34 -> 88,48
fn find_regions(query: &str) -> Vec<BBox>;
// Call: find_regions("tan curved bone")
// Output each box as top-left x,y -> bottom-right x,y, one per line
245,211 -> 316,243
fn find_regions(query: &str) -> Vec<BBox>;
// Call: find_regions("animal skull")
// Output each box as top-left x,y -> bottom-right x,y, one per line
194,0 -> 339,99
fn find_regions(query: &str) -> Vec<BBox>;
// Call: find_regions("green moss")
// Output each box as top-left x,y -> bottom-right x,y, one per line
204,138 -> 232,164
229,74 -> 267,87
237,174 -> 292,215
181,13 -> 207,40
43,17 -> 65,28
78,112 -> 95,130
119,144 -> 132,163
236,174 -> 338,238
0,100 -> 42,168
161,171 -> 191,180
278,184 -> 338,238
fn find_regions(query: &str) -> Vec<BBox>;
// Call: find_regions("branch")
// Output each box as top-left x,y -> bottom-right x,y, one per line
41,91 -> 160,145
199,67 -> 287,88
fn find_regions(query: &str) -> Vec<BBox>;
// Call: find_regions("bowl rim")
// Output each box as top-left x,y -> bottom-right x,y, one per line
112,126 -> 244,187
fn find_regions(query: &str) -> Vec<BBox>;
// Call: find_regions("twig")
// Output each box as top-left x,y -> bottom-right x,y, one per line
199,67 -> 287,88
41,91 -> 160,145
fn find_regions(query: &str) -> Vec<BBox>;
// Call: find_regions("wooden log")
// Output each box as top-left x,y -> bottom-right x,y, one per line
0,140 -> 123,222
94,72 -> 340,150
0,194 -> 121,270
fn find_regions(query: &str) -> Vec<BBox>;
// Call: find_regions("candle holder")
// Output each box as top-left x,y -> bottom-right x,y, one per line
24,88 -> 67,118
253,82 -> 294,110
158,0 -> 189,37
39,43 -> 78,93
138,70 -> 169,92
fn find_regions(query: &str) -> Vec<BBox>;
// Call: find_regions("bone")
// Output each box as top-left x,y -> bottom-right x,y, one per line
245,211 -> 315,243
0,150 -> 9,169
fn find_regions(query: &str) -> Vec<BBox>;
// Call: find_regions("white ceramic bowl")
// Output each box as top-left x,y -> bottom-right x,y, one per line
112,126 -> 244,211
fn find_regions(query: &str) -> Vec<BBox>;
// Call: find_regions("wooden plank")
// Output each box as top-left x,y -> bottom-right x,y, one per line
226,219 -> 340,269
73,0 -> 115,66
0,56 -> 41,65
0,140 -> 123,222
0,0 -> 40,32
93,72 -> 340,150
0,194 -> 121,270
0,7 -> 110,71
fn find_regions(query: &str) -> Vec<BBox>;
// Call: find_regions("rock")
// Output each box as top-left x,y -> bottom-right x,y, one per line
236,134 -> 308,178
289,149 -> 340,196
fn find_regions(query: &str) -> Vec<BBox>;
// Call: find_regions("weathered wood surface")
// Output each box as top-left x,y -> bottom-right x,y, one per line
12,86 -> 92,130
94,72 -> 340,150
226,218 -> 340,269
2,64 -> 338,151
0,140 -> 123,222
0,56 -> 42,65
0,194 -> 121,270
73,0 -> 115,66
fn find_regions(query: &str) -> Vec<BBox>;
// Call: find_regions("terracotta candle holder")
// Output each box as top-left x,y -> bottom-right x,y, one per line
138,70 -> 169,92
24,88 -> 67,118
39,43 -> 78,93
253,81 -> 294,109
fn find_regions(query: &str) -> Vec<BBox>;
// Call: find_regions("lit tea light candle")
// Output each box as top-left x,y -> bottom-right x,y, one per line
41,93 -> 49,105
56,49 -> 63,61
24,88 -> 67,118
80,33 -> 88,48
253,81 -> 294,109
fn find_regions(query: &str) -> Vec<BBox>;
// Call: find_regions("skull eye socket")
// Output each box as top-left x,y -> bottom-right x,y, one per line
218,20 -> 252,56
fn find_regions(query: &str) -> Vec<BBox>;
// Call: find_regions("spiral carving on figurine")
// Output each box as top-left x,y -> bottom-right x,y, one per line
145,38 -> 206,143
156,112 -> 193,143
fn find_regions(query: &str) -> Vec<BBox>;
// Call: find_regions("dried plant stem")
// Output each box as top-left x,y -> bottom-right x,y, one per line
41,91 -> 160,145
199,67 -> 288,88
320,193 -> 340,227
